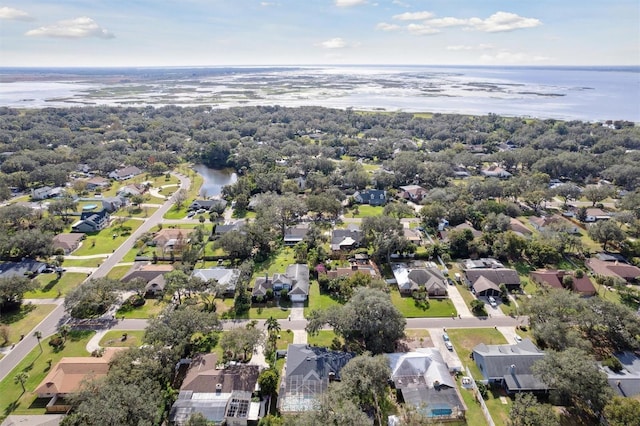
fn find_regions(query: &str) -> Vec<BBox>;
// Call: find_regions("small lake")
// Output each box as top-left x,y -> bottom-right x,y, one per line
193,164 -> 237,198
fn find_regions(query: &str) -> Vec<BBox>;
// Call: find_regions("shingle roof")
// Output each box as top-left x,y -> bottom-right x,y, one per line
465,268 -> 520,286
180,353 -> 259,394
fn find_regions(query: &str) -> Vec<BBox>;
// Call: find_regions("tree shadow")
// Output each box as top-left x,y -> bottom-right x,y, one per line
4,399 -> 20,416
0,303 -> 36,326
42,277 -> 61,292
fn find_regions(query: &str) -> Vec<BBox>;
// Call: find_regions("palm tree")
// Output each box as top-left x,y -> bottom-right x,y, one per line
34,331 -> 42,352
265,316 -> 281,337
14,372 -> 29,394
59,324 -> 71,342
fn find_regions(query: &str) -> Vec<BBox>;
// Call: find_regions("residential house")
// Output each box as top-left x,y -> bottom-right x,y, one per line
189,199 -> 227,212
279,344 -> 355,413
480,165 -> 512,179
253,264 -> 309,302
398,185 -> 428,203
470,276 -> 501,298
330,226 -> 364,251
214,220 -> 245,237
283,224 -> 310,246
353,189 -> 387,206
461,258 -> 504,270
326,254 -> 379,280
101,196 -> 127,213
392,263 -> 448,297
472,339 -> 548,394
387,348 -> 466,420
169,353 -> 262,426
31,186 -> 53,201
152,228 -> 195,251
0,260 -> 46,279
403,228 -> 423,245
52,233 -> 85,255
585,208 -> 612,222
601,352 -> 640,398
529,215 -> 580,234
122,263 -> 174,296
108,165 -> 143,181
192,267 -> 241,297
439,222 -> 482,242
530,270 -> 597,297
71,209 -> 110,233
84,176 -> 110,190
586,257 -> 640,284
508,218 -> 532,237
34,349 -> 122,412
117,183 -> 146,197
464,267 -> 521,292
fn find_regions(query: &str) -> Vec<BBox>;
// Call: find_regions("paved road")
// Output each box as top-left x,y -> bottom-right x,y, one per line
0,173 -> 190,383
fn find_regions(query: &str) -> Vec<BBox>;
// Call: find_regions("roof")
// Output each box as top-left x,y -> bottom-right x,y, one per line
34,349 -> 121,396
152,228 -> 195,246
586,258 -> 640,282
330,229 -> 363,250
530,270 -> 596,295
181,353 -> 259,394
387,348 -> 455,389
52,233 -> 85,251
403,268 -> 447,293
465,268 -> 520,286
286,264 -> 310,296
192,267 -> 241,293
472,276 -> 501,294
0,260 -> 46,279
473,339 -> 545,383
284,224 -> 310,242
462,258 -> 504,269
122,263 -> 174,283
214,221 -> 245,235
603,352 -> 640,397
111,165 -> 142,178
509,218 -> 532,236
281,345 -> 355,412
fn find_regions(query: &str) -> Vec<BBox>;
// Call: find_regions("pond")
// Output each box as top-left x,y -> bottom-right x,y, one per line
192,164 -> 237,198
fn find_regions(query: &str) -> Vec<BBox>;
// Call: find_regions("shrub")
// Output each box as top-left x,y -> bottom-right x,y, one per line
49,336 -> 64,350
603,356 -> 623,373
280,289 -> 290,302
471,299 -> 487,316
476,382 -> 488,399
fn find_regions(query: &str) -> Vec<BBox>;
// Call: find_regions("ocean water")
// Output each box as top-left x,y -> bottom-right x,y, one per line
0,65 -> 638,122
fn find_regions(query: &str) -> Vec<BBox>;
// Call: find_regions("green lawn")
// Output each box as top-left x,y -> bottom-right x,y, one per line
457,376 -> 489,426
27,273 -> 86,299
446,328 -> 507,380
232,210 -> 256,219
0,331 -> 94,418
275,330 -> 294,350
73,219 -> 143,256
0,304 -> 56,347
307,330 -> 342,348
389,288 -> 457,318
254,247 -> 297,276
347,204 -> 384,218
245,304 -> 290,320
106,265 -> 131,280
123,246 -> 152,262
61,258 -> 105,268
117,298 -> 168,319
121,206 -> 158,218
163,205 -> 189,219
99,330 -> 145,348
304,281 -> 341,316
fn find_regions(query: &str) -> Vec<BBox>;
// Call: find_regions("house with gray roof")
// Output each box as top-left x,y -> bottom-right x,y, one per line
472,339 -> 547,394
464,268 -> 521,292
252,264 -> 309,303
283,224 -> 310,246
330,227 -> 364,251
108,165 -> 142,181
279,345 -> 355,413
71,209 -> 110,233
387,348 -> 466,420
353,189 -> 387,206
0,260 -> 46,279
601,352 -> 640,398
393,264 -> 448,297
192,267 -> 241,297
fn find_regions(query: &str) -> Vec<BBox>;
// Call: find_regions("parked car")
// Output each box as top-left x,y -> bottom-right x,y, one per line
445,341 -> 453,351
514,335 -> 523,342
187,211 -> 196,218
488,296 -> 497,308
443,333 -> 450,342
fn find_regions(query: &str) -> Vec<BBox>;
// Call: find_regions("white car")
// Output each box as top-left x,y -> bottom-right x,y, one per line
444,341 -> 453,351
488,296 -> 497,308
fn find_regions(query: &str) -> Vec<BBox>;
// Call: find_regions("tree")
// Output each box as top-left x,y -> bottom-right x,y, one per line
258,368 -> 279,397
220,325 -> 264,361
64,278 -> 121,318
174,188 -> 188,209
508,392 -> 560,426
185,413 -> 212,426
554,183 -> 582,208
0,276 -> 38,313
216,230 -> 253,260
144,307 -> 221,356
532,348 -> 612,417
265,316 -> 281,336
471,299 -> 487,316
603,396 -> 640,426
14,371 -> 29,393
164,269 -> 190,304
288,389 -> 372,426
306,287 -> 405,354
361,215 -> 406,260
583,185 -> 612,206
588,220 -> 626,251
34,330 -> 42,352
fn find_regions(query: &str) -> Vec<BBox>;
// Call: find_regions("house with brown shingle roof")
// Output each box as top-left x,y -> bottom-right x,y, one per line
52,233 -> 85,255
122,263 -> 174,296
586,257 -> 640,284
508,218 -> 532,237
464,268 -> 521,292
152,228 -> 195,250
530,270 -> 596,296
34,348 -> 122,399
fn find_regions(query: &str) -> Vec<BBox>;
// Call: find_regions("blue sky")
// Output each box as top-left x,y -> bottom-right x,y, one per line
1,0 -> 638,67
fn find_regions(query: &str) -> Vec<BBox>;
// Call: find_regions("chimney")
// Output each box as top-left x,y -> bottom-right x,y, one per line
510,365 -> 516,374
215,383 -> 222,394
329,371 -> 336,382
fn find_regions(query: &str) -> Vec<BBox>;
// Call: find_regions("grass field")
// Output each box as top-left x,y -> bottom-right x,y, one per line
27,273 -> 86,299
389,288 -> 457,318
117,298 -> 168,319
254,247 -> 297,275
307,330 -> 342,348
0,331 -> 94,418
106,265 -> 131,280
99,330 -> 145,348
447,328 -> 507,380
0,304 -> 56,347
73,219 -> 143,256
61,258 -> 104,268
304,281 -> 341,316
347,204 -> 384,218
275,330 -> 294,350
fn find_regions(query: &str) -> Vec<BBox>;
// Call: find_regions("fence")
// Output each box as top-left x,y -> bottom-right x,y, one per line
465,366 -> 496,426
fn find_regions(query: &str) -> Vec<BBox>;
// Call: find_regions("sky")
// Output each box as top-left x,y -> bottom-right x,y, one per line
0,0 -> 639,67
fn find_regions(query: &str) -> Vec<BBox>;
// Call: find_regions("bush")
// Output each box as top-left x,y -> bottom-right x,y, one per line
603,356 -> 623,373
280,289 -> 290,302
129,294 -> 145,307
471,299 -> 487,316
476,382 -> 488,400
49,336 -> 64,350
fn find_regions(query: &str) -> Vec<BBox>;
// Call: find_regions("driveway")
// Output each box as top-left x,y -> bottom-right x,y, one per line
429,328 -> 463,371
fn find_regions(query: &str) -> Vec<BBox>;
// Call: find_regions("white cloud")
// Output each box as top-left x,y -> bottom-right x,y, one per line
407,24 -> 439,35
26,17 -> 114,38
335,0 -> 366,7
392,11 -> 433,21
0,6 -> 33,21
427,17 -> 468,28
447,43 -> 493,51
260,2 -> 275,6
467,12 -> 541,32
480,50 -> 549,64
392,0 -> 409,6
319,37 -> 348,49
376,22 -> 400,31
